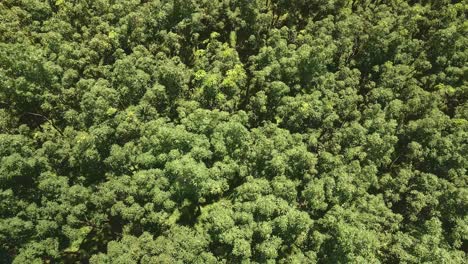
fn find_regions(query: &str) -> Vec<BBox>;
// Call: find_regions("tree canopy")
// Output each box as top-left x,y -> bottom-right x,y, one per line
0,0 -> 467,263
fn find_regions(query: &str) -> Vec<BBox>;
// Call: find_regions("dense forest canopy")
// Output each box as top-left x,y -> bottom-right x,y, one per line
0,0 -> 467,263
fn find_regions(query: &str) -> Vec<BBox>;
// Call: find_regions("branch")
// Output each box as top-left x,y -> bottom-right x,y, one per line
389,154 -> 401,169
25,112 -> 64,136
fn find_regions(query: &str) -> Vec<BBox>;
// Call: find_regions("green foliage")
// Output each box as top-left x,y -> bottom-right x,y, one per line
0,0 -> 466,263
